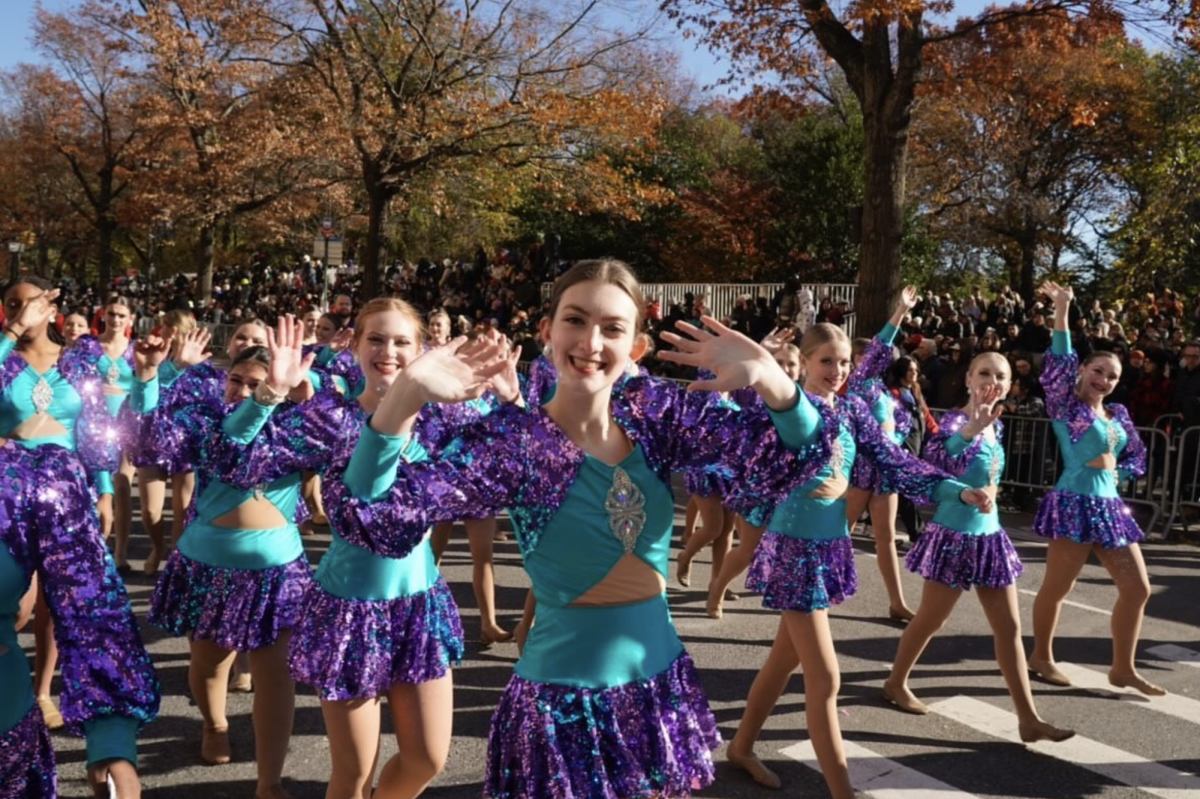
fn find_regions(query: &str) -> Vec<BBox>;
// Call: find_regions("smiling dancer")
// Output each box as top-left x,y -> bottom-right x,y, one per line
881,351 -> 1074,742
1027,280 -> 1164,696
319,260 -> 832,799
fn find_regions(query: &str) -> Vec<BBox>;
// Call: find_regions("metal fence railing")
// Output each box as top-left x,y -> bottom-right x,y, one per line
1165,426 -> 1200,536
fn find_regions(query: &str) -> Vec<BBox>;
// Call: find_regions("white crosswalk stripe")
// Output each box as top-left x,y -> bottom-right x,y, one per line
1053,662 -> 1200,726
782,740 -> 985,799
929,695 -> 1200,799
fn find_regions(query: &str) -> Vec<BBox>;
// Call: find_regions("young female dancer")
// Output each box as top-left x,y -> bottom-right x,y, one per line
132,325 -> 313,799
0,439 -> 159,799
132,313 -> 207,574
322,260 -> 834,798
1,279 -> 120,730
882,351 -> 1074,742
427,309 -> 452,348
61,296 -> 138,563
705,341 -> 802,619
727,323 -> 992,796
208,302 -> 472,799
844,287 -> 920,620
61,312 -> 90,346
1027,281 -> 1164,696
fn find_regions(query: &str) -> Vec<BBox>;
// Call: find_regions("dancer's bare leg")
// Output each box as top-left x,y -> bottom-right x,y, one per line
430,522 -> 454,566
374,674 -> 454,798
677,495 -> 725,587
189,638 -> 236,763
138,466 -> 168,574
1094,544 -> 1164,696
1029,539 -> 1092,685
682,495 -> 699,547
883,580 -> 961,714
322,697 -> 382,799
113,453 -> 135,568
870,493 -> 912,619
32,587 -> 61,727
171,471 -> 196,547
466,517 -> 511,644
248,632 -> 296,796
844,487 -> 870,534
707,520 -> 764,618
727,619 -> 798,789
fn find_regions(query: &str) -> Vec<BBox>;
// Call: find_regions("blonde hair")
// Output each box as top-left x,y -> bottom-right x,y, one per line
548,259 -> 646,328
967,350 -> 1010,379
162,310 -> 196,342
800,323 -> 850,358
353,297 -> 425,343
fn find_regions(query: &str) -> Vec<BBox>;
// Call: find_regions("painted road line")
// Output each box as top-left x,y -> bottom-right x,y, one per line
1054,662 -> 1198,724
1016,588 -> 1113,616
782,739 -> 984,799
1147,643 -> 1200,669
930,695 -> 1200,799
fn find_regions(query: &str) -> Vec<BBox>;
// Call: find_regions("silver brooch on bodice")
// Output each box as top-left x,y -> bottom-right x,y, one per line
105,361 -> 120,386
829,435 -> 845,476
987,443 -> 1002,487
604,466 -> 646,555
31,377 -> 53,414
1105,418 -> 1121,476
252,483 -> 267,500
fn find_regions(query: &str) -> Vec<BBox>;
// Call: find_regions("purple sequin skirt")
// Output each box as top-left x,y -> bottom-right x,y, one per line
904,523 -> 1023,590
149,550 -> 313,651
850,457 -> 882,493
684,470 -> 727,499
1032,491 -> 1145,549
485,652 -> 719,799
0,706 -> 55,799
746,532 -> 858,612
288,578 -> 465,700
129,414 -> 189,473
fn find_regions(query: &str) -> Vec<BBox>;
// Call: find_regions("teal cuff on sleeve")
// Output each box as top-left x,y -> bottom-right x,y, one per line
84,715 -> 139,768
316,347 -> 336,367
345,423 -> 408,501
131,376 -> 160,415
1052,329 -> 1071,355
879,322 -> 899,346
767,383 -> 821,449
95,470 -> 114,497
309,371 -> 324,392
944,432 -> 970,457
935,479 -> 971,505
332,375 -> 349,395
0,334 -> 15,362
221,396 -> 276,444
158,360 -> 181,388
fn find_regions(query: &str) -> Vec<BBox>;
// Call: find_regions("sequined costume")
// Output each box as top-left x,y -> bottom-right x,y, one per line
0,335 -> 120,496
747,391 -> 969,612
848,322 -> 908,493
1031,331 -> 1147,548
522,354 -> 557,408
201,386 -> 465,699
313,346 -> 364,391
322,376 -> 829,799
129,375 -> 313,650
0,441 -> 159,798
59,335 -> 136,419
130,360 -> 223,474
904,411 -> 1023,590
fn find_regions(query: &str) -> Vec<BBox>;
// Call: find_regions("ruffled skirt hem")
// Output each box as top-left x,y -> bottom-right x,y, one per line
149,550 -> 312,650
904,523 -> 1023,590
745,532 -> 857,612
484,651 -> 719,799
1032,491 -> 1145,549
0,705 -> 55,799
288,577 -> 465,700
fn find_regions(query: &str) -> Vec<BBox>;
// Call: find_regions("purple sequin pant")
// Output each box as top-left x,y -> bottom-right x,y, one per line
1032,490 -> 1145,549
485,652 -> 720,799
149,550 -> 312,651
288,577 -> 464,700
905,523 -> 1023,590
0,705 -> 55,799
746,532 -> 858,612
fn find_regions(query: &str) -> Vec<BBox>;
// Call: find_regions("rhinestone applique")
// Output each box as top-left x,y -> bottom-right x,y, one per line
605,466 -> 646,555
31,377 -> 53,414
830,435 -> 845,476
987,441 -> 1002,486
1105,417 -> 1121,477
252,484 -> 267,500
105,361 -> 120,386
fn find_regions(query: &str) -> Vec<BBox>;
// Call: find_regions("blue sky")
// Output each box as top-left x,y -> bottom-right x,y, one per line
1,0 -> 1000,93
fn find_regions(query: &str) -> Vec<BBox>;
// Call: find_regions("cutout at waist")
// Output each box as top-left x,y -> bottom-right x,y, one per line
570,554 -> 665,607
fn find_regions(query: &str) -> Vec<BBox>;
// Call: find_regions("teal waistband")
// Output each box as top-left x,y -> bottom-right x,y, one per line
316,533 -> 439,601
930,502 -> 999,535
177,522 -> 304,570
514,594 -> 683,689
103,391 -> 127,417
769,496 -> 850,541
1058,469 -> 1120,499
0,624 -> 34,735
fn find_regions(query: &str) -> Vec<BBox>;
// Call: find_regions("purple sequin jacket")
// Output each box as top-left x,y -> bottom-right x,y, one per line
321,376 -> 831,558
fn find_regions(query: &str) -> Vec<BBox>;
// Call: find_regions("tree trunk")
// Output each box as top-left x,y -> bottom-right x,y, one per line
98,215 -> 117,292
856,112 -> 910,333
197,222 -> 216,304
1018,231 -> 1037,302
361,160 -> 395,299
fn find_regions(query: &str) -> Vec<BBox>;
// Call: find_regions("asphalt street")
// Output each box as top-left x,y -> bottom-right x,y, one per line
26,493 -> 1200,799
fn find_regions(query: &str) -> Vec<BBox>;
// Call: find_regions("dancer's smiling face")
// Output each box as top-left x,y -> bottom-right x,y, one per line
227,322 -> 267,360
966,352 -> 1011,402
801,341 -> 851,398
540,280 -> 647,395
355,309 -> 421,390
773,345 -> 801,382
1077,352 -> 1121,405
224,361 -> 267,404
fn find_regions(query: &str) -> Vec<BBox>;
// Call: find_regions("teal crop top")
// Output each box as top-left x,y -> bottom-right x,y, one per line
767,423 -> 857,541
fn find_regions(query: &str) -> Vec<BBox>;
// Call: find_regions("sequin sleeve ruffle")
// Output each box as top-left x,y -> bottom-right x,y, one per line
522,354 -> 558,408
324,405 -> 535,560
56,355 -> 122,486
313,349 -> 364,389
212,390 -> 360,490
848,329 -> 895,406
923,410 -> 985,476
847,395 -> 962,505
612,376 -> 830,515
1,444 -> 159,739
1112,404 -> 1147,480
1041,334 -> 1081,427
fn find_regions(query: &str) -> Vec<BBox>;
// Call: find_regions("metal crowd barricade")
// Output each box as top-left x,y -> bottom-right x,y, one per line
1166,426 -> 1200,535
